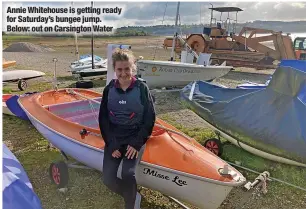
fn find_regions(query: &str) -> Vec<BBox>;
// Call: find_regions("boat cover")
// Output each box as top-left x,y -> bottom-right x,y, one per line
237,60 -> 306,89
3,143 -> 42,209
6,94 -> 32,120
181,61 -> 306,163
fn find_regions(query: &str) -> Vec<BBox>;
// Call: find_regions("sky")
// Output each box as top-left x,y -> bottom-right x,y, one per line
2,1 -> 306,33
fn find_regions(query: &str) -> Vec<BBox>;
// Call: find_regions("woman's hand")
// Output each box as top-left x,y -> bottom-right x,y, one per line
112,150 -> 121,158
126,145 -> 138,159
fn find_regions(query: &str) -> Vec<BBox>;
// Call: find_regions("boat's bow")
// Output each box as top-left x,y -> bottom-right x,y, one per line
137,119 -> 245,208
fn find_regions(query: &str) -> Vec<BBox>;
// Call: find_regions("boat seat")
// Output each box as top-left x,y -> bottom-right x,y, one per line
48,98 -> 100,119
64,111 -> 99,128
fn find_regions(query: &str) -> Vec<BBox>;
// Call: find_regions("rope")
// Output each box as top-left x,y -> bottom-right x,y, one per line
88,99 -> 99,124
226,161 -> 306,192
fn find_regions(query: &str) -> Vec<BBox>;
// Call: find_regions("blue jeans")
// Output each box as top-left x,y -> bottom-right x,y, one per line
102,145 -> 138,209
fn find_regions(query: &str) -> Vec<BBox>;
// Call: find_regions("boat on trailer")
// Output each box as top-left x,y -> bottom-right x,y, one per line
180,60 -> 306,167
16,88 -> 245,209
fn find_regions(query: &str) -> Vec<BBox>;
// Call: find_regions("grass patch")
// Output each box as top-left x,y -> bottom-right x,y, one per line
3,114 -> 182,209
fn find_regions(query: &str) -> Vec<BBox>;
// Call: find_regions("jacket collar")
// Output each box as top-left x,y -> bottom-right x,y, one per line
114,76 -> 136,89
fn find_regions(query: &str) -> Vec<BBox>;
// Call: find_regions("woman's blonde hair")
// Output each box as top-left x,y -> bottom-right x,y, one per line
112,48 -> 136,72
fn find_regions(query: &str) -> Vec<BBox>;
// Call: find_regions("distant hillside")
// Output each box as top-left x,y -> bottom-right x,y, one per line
117,21 -> 306,36
3,20 -> 305,37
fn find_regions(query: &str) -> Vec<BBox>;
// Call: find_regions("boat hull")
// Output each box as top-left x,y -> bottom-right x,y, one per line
137,60 -> 232,88
72,68 -> 108,78
3,94 -> 14,116
3,102 -> 14,116
3,70 -> 45,82
22,106 -> 237,209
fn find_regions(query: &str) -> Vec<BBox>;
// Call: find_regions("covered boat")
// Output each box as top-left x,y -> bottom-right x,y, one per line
3,143 -> 42,209
181,61 -> 306,167
236,60 -> 306,89
17,88 -> 245,209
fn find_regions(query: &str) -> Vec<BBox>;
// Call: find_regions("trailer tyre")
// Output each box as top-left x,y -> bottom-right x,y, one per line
49,161 -> 69,188
76,81 -> 93,89
18,79 -> 27,91
203,138 -> 223,156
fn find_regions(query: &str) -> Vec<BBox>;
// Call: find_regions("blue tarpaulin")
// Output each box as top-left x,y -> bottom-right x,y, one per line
3,143 -> 42,209
181,61 -> 306,163
237,60 -> 306,89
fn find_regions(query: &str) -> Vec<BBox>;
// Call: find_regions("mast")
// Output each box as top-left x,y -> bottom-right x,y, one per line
72,2 -> 79,62
91,1 -> 94,69
170,2 -> 180,61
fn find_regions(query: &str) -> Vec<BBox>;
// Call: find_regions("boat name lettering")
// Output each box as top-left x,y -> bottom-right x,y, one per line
172,176 -> 187,186
158,67 -> 200,74
143,168 -> 187,186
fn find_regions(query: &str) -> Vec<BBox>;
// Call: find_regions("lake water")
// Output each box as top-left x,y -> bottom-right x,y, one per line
286,32 -> 306,40
243,32 -> 305,40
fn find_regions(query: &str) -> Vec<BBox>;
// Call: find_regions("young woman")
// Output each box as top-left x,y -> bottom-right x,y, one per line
98,48 -> 156,209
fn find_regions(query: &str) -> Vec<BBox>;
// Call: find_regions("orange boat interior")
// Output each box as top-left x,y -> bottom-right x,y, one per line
19,89 -> 237,182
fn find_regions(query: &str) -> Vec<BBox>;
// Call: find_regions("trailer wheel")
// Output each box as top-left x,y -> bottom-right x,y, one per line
76,81 -> 93,88
49,161 -> 69,188
203,138 -> 223,156
18,79 -> 27,91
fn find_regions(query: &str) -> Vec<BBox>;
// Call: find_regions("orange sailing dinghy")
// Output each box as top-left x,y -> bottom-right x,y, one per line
3,58 -> 16,69
17,88 -> 246,209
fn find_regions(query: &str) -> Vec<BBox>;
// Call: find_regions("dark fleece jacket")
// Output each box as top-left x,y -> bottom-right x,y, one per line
98,79 -> 156,153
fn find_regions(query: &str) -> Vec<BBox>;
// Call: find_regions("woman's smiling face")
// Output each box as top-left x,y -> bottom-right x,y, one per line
114,60 -> 133,83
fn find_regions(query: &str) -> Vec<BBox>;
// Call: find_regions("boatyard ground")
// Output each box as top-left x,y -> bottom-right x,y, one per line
3,35 -> 306,209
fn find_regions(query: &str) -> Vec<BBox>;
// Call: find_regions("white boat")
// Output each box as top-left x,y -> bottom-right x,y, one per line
70,55 -> 107,73
136,60 -> 232,88
3,70 -> 45,82
3,70 -> 45,91
71,67 -> 108,78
